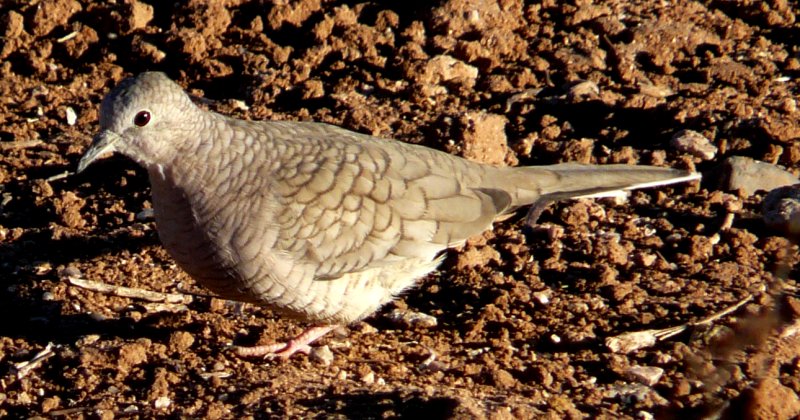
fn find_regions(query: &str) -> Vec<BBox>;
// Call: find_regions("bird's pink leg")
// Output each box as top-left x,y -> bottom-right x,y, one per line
233,325 -> 337,360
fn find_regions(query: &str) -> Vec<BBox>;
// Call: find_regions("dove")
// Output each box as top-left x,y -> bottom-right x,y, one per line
78,72 -> 700,359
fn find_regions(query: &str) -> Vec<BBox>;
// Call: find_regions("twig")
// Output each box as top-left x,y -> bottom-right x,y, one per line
67,277 -> 194,304
606,295 -> 753,353
12,343 -> 56,379
56,31 -> 79,43
47,406 -> 91,416
0,139 -> 44,151
140,302 -> 189,313
46,171 -> 72,182
693,294 -> 752,326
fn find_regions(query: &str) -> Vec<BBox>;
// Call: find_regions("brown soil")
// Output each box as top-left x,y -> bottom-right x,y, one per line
2,0 -> 800,418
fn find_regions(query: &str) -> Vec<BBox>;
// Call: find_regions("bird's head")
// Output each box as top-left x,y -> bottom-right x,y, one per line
78,72 -> 201,173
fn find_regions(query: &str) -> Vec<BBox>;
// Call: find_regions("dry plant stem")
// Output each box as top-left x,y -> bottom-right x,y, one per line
67,277 -> 194,304
0,139 -> 43,150
12,342 -> 55,380
606,294 -> 754,353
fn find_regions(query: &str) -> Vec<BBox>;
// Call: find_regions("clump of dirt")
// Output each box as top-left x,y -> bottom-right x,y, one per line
0,0 -> 799,418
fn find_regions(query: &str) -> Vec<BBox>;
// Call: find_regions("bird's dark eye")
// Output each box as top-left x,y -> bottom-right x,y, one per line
133,110 -> 151,127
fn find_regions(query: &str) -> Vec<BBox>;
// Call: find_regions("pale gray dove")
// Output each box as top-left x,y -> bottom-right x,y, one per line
78,72 -> 700,359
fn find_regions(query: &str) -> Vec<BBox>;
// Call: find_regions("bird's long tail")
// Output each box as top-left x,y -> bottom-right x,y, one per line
502,163 -> 701,225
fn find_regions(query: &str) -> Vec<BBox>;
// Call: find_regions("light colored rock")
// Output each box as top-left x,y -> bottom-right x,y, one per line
763,184 -> 800,235
670,129 -> 717,160
624,365 -> 664,386
717,156 -> 798,195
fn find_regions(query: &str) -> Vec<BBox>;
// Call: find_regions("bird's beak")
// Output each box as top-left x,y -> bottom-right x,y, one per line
77,130 -> 122,173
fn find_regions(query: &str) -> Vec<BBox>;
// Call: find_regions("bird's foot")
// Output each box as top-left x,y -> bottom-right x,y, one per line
233,325 -> 337,360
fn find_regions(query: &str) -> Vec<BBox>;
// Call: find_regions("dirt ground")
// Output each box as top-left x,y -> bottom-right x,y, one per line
1,0 -> 800,418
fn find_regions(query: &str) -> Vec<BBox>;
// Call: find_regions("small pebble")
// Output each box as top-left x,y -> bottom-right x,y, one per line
670,129 -> 717,160
386,309 -> 437,329
638,411 -> 655,420
154,396 -> 171,409
136,208 -> 155,221
762,184 -> 800,235
65,107 -> 78,125
59,265 -> 82,279
231,99 -> 249,111
533,290 -> 551,305
624,365 -> 664,386
360,371 -> 375,385
634,252 -> 657,267
309,345 -> 334,366
606,330 -> 658,353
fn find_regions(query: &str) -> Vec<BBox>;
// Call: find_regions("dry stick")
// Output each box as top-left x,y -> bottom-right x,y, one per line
46,171 -> 72,182
67,277 -> 194,304
0,139 -> 44,151
46,407 -> 92,416
12,342 -> 56,380
606,294 -> 753,354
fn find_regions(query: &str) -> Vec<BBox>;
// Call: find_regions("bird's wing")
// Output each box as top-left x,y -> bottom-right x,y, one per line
270,123 -> 511,280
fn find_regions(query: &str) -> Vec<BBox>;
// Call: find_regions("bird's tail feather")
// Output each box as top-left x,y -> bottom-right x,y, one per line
503,163 -> 700,225
534,163 -> 699,200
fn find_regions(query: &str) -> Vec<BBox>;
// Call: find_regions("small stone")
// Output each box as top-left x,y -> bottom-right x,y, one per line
670,129 -> 717,160
59,265 -> 82,279
608,383 -> 666,405
763,185 -> 800,236
633,251 -> 657,267
422,55 -> 479,87
168,331 -> 194,353
533,290 -> 551,305
624,365 -> 664,386
386,309 -> 437,329
360,371 -> 375,385
637,411 -> 655,420
606,330 -> 659,353
638,82 -> 673,98
65,107 -> 78,125
136,208 -> 155,221
715,156 -> 798,196
154,396 -> 171,409
230,99 -> 249,111
124,0 -> 154,32
309,345 -> 334,366
653,352 -> 673,364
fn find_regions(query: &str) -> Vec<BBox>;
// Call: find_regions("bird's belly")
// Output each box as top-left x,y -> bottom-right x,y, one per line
149,178 -> 443,324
